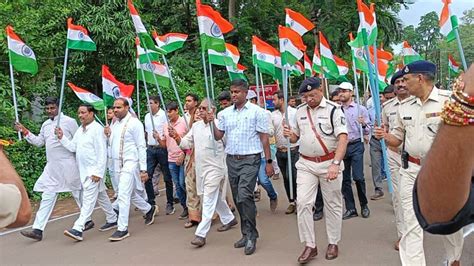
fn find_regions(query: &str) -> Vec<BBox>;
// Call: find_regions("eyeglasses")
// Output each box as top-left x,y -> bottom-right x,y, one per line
198,106 -> 208,110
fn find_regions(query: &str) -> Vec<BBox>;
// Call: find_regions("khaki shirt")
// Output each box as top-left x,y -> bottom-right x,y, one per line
382,96 -> 414,152
293,97 -> 348,157
0,184 -> 21,229
272,107 -> 298,149
392,87 -> 450,159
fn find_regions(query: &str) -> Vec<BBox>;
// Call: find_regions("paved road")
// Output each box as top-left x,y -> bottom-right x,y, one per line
1,157 -> 473,265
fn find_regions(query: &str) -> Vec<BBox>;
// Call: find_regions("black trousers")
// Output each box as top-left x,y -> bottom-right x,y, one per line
145,146 -> 174,206
342,141 -> 368,211
226,154 -> 261,240
276,149 -> 299,202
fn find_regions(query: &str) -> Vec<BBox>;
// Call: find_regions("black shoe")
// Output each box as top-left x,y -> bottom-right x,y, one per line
244,239 -> 257,255
313,211 -> 323,221
109,230 -> 130,241
342,209 -> 358,220
191,236 -> 206,247
20,229 -> 43,241
179,208 -> 189,220
234,237 -> 247,248
166,204 -> 175,215
144,205 -> 158,225
361,205 -> 370,218
113,208 -> 119,216
84,220 -> 95,231
64,229 -> 83,241
99,222 -> 118,232
217,218 -> 238,232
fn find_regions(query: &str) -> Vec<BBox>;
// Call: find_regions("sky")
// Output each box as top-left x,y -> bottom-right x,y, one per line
398,0 -> 473,27
392,0 -> 473,53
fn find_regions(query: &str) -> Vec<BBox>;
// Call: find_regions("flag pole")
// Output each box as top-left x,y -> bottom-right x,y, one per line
363,35 -> 392,193
56,46 -> 69,128
255,64 -> 261,105
136,78 -> 140,120
95,114 -> 105,127
454,28 -> 468,70
447,55 -> 451,90
104,105 -> 108,126
8,62 -> 21,140
161,55 -> 189,128
350,53 -> 364,142
259,71 -> 267,110
282,66 -> 294,201
201,50 -> 217,156
208,56 -> 215,99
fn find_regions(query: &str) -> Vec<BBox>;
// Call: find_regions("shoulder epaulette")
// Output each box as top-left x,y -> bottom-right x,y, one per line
325,99 -> 340,108
382,98 -> 395,107
296,102 -> 307,109
438,89 -> 452,98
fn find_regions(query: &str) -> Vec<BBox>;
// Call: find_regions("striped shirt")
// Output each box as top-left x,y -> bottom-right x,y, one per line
217,101 -> 269,155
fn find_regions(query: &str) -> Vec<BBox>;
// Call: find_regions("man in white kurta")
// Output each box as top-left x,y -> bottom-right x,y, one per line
171,99 -> 236,247
16,97 -> 82,241
56,104 -> 118,241
106,98 -> 157,241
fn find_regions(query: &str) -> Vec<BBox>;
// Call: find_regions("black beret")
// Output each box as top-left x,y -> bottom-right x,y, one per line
390,70 -> 404,85
402,60 -> 436,76
298,77 -> 321,94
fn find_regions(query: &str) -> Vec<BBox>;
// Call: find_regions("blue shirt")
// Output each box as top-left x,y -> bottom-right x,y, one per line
341,101 -> 371,141
217,101 -> 269,155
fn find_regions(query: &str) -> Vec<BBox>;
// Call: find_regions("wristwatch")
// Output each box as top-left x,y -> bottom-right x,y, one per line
266,159 -> 273,164
332,160 -> 341,166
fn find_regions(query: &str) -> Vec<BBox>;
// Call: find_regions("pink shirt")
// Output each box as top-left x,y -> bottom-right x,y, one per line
163,117 -> 187,162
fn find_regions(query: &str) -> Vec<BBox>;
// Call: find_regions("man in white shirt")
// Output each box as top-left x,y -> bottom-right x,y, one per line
143,96 -> 175,215
104,98 -> 157,241
56,104 -> 117,241
171,99 -> 236,247
15,97 -> 84,241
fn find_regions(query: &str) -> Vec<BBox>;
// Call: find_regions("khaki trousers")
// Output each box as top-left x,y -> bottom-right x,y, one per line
296,157 -> 343,248
185,154 -> 201,222
399,163 -> 464,266
387,149 -> 403,238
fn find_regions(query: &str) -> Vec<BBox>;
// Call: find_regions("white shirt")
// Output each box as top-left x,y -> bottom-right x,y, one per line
144,109 -> 167,145
25,113 -> 81,193
179,120 -> 226,195
60,121 -> 107,190
109,113 -> 147,172
272,106 -> 298,149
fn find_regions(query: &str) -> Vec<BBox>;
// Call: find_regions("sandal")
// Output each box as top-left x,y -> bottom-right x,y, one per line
184,220 -> 199,229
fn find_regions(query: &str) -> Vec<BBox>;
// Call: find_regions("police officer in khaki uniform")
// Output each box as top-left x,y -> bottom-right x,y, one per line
374,61 -> 464,266
381,70 -> 412,251
283,77 -> 348,263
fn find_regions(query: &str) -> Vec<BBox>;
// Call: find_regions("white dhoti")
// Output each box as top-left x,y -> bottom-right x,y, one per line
399,164 -> 464,266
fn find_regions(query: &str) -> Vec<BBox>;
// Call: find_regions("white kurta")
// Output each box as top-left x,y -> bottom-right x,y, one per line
25,113 -> 81,192
109,113 -> 147,191
59,121 -> 107,191
179,120 -> 227,197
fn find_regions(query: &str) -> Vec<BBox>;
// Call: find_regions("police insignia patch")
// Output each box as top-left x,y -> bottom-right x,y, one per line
404,66 -> 409,73
307,85 -> 312,91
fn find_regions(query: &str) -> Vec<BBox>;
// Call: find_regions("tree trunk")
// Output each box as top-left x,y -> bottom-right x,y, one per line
228,0 -> 236,21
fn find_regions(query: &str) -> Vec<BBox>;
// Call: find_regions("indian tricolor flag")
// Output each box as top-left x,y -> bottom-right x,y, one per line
209,42 -> 240,66
439,0 -> 458,43
369,46 -> 393,64
319,31 -> 339,78
252,36 -> 278,77
285,8 -> 314,36
227,63 -> 247,81
376,59 -> 388,91
349,0 -> 377,48
278,25 -> 306,67
152,31 -> 188,53
102,65 -> 134,107
196,0 -> 233,52
128,0 -> 164,53
401,41 -> 423,65
312,49 -> 323,75
290,61 -> 304,77
448,54 -> 460,76
335,55 -> 349,77
304,53 -> 313,77
66,18 -> 96,51
68,82 -> 104,111
6,25 -> 38,75
349,32 -> 368,73
137,60 -> 171,88
136,37 -> 159,64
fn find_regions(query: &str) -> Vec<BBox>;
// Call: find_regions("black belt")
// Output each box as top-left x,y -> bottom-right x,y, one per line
147,145 -> 161,149
227,153 -> 260,160
348,138 -> 362,144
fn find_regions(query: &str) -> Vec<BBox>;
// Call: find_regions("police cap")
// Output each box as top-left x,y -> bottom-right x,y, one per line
298,77 -> 321,94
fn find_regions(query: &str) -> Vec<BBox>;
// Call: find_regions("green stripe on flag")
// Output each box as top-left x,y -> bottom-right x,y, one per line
67,39 -> 96,51
9,51 -> 38,75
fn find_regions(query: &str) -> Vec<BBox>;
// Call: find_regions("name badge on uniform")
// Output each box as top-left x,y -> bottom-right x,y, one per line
300,116 -> 307,120
425,112 -> 440,118
402,117 -> 412,120
389,112 -> 396,115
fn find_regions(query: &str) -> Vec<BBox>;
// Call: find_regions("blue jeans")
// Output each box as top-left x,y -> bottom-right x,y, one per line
169,162 -> 187,208
257,158 -> 278,200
